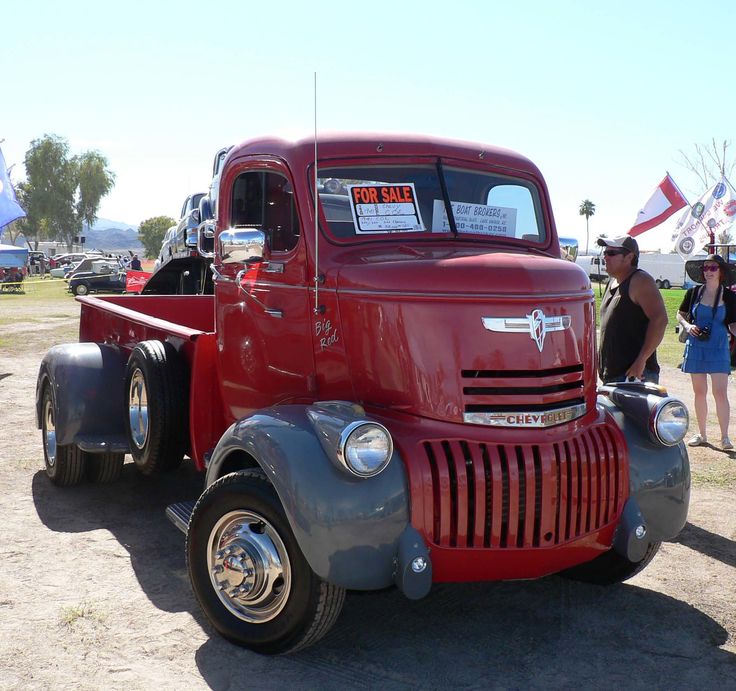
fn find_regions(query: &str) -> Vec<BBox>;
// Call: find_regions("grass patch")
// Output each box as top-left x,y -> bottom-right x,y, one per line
60,601 -> 108,627
691,463 -> 736,488
593,282 -> 687,369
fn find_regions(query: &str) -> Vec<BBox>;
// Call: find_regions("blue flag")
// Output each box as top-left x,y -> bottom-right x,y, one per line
0,148 -> 26,229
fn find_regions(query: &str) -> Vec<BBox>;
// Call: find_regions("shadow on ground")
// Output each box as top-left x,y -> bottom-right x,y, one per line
32,467 -> 735,690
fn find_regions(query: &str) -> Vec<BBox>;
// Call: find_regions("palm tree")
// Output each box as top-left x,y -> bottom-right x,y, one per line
579,199 -> 596,254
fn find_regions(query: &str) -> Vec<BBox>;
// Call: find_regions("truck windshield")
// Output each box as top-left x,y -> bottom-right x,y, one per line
317,163 -> 546,244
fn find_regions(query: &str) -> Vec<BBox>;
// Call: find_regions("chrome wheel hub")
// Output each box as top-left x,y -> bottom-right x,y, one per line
43,396 -> 57,467
207,510 -> 291,623
128,369 -> 149,449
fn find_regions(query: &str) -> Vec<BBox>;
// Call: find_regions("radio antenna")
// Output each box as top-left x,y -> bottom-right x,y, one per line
313,72 -> 320,314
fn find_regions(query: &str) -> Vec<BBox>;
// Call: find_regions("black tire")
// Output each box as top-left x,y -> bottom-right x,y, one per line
86,452 -> 125,484
561,542 -> 661,585
654,279 -> 662,289
124,340 -> 188,475
662,280 -> 671,290
186,469 -> 345,654
73,282 -> 89,296
41,384 -> 87,486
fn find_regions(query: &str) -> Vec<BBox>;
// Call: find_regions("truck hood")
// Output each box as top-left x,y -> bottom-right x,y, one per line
332,246 -> 596,425
334,246 -> 589,296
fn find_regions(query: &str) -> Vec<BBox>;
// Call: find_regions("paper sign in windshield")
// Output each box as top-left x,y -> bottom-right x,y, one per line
347,184 -> 425,233
431,200 -> 517,236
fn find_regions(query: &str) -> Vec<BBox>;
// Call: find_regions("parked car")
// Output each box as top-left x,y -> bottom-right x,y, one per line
173,192 -> 206,254
64,257 -> 120,281
209,145 -> 233,217
49,253 -> 88,270
158,224 -> 178,266
68,266 -> 127,296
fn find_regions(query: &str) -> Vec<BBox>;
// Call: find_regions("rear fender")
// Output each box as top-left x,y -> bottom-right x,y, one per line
205,403 -> 411,590
36,343 -> 127,446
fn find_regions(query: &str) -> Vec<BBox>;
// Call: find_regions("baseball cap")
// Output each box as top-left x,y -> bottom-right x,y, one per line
597,235 -> 639,256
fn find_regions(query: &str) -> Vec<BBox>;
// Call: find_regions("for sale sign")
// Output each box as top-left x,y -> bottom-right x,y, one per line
347,183 -> 425,233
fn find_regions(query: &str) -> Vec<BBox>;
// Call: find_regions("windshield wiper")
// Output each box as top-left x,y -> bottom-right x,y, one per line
436,159 -> 457,237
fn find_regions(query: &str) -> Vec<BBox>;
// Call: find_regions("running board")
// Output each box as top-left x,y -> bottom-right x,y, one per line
165,501 -> 196,534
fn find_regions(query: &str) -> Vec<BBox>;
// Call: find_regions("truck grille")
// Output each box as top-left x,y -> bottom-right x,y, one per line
419,427 -> 624,549
462,365 -> 585,418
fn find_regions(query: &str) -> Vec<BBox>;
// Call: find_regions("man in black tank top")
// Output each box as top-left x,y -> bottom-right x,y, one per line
597,235 -> 668,383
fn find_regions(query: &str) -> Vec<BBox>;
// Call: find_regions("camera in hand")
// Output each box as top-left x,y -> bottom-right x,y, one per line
696,325 -> 711,341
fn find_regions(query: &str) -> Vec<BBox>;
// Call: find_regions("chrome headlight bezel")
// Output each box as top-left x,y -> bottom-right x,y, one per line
337,421 -> 393,478
649,397 -> 689,446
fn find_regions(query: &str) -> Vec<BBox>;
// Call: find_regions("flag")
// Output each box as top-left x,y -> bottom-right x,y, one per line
0,148 -> 26,229
628,174 -> 687,237
671,177 -> 736,259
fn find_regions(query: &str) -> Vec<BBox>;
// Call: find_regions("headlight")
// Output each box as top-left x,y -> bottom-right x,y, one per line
649,398 -> 688,446
338,421 -> 393,477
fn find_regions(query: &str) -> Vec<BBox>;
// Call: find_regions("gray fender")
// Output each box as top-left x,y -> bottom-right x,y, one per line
204,403 -> 411,591
598,394 -> 690,544
36,343 -> 128,446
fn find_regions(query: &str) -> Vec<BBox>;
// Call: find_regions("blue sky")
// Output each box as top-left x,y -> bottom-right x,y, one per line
4,0 -> 735,252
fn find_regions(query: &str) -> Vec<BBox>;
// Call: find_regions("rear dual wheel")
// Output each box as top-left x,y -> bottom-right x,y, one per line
124,340 -> 188,475
42,384 -> 124,486
42,385 -> 86,486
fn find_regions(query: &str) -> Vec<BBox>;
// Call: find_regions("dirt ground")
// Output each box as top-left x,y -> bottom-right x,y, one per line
0,296 -> 734,690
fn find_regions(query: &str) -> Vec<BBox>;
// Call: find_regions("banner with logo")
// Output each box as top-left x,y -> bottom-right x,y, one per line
125,270 -> 151,293
671,178 -> 736,259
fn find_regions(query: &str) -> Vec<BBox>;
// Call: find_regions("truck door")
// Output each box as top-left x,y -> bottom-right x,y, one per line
214,164 -> 315,420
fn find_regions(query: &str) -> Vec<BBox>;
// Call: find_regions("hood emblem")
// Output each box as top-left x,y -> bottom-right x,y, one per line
482,310 -> 571,352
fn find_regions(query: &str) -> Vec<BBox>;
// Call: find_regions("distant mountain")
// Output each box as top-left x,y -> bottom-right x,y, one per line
88,217 -> 138,232
2,217 -> 143,253
82,219 -> 143,252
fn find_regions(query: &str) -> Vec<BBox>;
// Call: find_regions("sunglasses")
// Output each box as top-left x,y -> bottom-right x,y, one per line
603,249 -> 628,257
703,265 -> 720,273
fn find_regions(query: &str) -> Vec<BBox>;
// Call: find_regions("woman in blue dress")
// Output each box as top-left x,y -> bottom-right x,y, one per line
677,254 -> 736,450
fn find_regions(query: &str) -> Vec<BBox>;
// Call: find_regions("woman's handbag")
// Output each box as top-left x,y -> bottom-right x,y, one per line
678,326 -> 688,343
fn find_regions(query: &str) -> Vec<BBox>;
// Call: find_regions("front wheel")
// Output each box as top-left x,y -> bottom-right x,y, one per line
186,469 -> 345,654
561,542 -> 661,585
73,282 -> 89,296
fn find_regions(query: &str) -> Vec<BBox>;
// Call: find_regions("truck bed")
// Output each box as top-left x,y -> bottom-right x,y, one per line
76,294 -> 221,468
78,294 -> 215,344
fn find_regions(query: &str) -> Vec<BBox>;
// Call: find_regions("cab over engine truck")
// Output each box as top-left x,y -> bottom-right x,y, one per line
36,134 -> 691,654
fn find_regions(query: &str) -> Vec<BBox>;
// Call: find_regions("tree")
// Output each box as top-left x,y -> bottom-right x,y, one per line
579,199 -> 596,254
21,134 -> 115,251
138,215 -> 175,259
678,138 -> 735,191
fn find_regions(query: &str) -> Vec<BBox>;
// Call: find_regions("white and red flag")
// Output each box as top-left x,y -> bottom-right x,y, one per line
628,174 -> 687,237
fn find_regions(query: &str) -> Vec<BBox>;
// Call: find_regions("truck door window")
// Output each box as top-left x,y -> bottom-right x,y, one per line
231,171 -> 299,252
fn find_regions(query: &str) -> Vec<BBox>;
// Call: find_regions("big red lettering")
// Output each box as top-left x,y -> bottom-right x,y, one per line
352,187 -> 379,204
379,186 -> 413,203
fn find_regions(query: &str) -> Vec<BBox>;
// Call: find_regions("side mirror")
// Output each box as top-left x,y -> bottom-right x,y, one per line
191,209 -> 201,224
558,236 -> 579,261
219,228 -> 267,265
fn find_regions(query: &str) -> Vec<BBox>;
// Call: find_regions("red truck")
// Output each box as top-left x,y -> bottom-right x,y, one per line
37,134 -> 690,654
